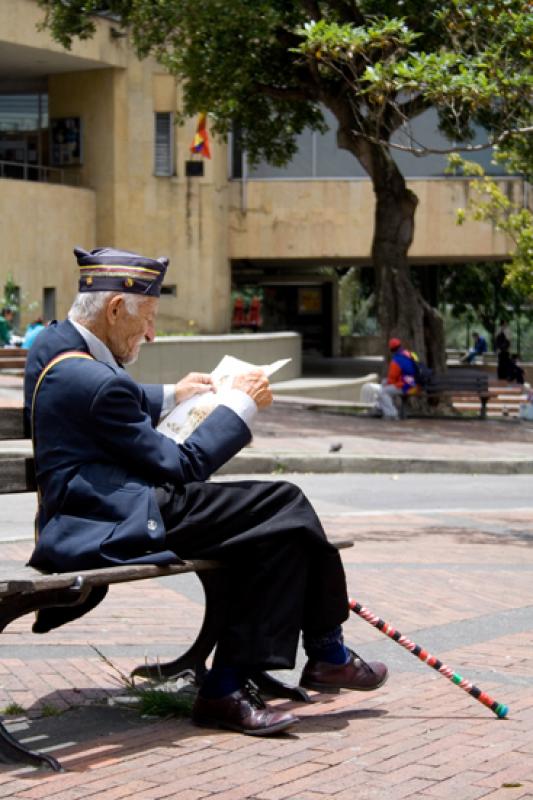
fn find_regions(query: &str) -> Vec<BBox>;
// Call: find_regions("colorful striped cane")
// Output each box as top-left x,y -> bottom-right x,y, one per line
349,599 -> 508,719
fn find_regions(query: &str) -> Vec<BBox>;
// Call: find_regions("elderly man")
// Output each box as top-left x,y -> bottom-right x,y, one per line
24,246 -> 387,736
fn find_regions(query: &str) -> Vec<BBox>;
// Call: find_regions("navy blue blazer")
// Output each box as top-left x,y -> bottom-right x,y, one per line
24,320 -> 251,572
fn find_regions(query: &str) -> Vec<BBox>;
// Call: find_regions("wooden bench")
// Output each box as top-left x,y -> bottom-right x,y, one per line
0,347 -> 28,371
0,405 -> 351,772
400,368 -> 490,419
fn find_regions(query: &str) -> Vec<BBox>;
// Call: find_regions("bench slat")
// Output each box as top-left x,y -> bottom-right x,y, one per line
0,407 -> 25,440
0,456 -> 36,493
0,538 -> 354,597
0,559 -> 222,596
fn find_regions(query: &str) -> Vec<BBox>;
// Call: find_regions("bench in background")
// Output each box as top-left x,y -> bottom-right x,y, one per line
401,368 -> 490,419
0,348 -> 28,372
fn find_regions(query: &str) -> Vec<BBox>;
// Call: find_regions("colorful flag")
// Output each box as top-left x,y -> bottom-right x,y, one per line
190,112 -> 211,158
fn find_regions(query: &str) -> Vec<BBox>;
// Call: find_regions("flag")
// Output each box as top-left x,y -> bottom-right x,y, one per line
190,112 -> 211,158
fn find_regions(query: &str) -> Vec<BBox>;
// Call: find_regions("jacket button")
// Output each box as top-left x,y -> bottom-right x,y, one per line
147,519 -> 158,531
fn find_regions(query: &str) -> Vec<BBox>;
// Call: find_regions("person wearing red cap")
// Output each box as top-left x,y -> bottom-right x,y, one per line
373,338 -> 421,419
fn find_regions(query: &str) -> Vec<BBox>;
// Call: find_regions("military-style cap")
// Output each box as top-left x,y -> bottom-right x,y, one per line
74,246 -> 168,297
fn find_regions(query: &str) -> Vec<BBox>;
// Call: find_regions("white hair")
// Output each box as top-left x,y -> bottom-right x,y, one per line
68,291 -> 144,323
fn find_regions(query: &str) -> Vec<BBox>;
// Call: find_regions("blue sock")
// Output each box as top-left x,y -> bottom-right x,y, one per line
303,625 -> 350,665
199,665 -> 245,699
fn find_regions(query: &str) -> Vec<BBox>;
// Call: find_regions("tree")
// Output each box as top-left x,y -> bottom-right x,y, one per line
38,0 -> 533,369
447,141 -> 533,302
440,262 -> 525,349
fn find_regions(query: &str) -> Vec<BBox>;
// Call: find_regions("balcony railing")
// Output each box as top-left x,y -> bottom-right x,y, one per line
0,159 -> 80,186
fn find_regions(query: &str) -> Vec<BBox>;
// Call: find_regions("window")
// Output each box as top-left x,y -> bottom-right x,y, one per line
154,112 -> 174,176
0,93 -> 48,179
43,287 -> 56,321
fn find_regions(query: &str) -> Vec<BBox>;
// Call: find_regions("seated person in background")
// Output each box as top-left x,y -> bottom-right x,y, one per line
22,318 -> 46,350
462,331 -> 487,364
507,353 -> 525,385
373,337 -> 420,420
0,307 -> 14,347
495,320 -> 511,379
24,245 -> 388,737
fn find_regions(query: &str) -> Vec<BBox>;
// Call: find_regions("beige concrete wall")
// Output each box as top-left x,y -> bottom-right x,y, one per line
1,0 -> 230,335
0,0 -> 127,67
49,69 -> 120,245
127,332 -> 301,384
48,58 -> 231,334
0,180 -> 95,323
111,60 -> 231,334
228,178 -> 521,262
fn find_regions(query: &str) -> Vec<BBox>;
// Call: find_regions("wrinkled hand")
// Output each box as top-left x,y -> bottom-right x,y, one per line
233,370 -> 273,410
174,372 -> 215,404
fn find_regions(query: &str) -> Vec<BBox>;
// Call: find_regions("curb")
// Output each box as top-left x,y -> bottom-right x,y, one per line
217,452 -> 533,475
2,447 -> 532,478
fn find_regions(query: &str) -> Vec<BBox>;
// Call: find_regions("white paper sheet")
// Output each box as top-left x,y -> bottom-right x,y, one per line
157,355 -> 291,443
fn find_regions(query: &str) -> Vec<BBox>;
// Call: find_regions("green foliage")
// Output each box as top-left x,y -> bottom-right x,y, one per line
39,703 -> 62,717
91,646 -> 194,719
1,274 -> 19,311
338,267 -> 376,336
1,702 -> 25,715
440,262 -> 528,347
37,0 -> 532,362
447,152 -> 533,300
38,0 -> 532,162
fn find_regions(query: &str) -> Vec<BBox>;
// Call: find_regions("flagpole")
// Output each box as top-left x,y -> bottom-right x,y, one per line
241,147 -> 248,214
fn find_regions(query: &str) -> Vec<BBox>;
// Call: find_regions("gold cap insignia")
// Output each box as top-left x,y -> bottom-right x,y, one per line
85,276 -> 93,286
124,278 -> 134,288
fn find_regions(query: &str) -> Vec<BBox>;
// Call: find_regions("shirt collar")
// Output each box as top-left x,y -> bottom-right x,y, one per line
70,319 -> 119,368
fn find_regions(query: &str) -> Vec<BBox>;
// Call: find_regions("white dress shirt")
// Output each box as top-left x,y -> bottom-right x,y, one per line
69,319 -> 257,429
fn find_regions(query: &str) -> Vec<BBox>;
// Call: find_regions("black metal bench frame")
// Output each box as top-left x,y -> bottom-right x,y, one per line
400,368 -> 490,420
0,406 -> 350,772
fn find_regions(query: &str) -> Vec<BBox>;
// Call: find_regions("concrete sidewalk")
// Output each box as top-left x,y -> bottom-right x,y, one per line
226,403 -> 533,475
1,506 -> 532,798
2,375 -> 533,475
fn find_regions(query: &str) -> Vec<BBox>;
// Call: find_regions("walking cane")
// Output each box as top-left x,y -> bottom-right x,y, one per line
349,599 -> 509,719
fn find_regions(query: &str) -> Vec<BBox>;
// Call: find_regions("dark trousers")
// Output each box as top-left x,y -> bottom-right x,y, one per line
156,479 -> 349,670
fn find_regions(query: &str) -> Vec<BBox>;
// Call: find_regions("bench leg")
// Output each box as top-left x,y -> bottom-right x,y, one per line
480,396 -> 488,419
130,569 -> 227,685
0,720 -> 63,772
0,584 -> 93,772
130,572 -> 313,703
251,671 -> 311,703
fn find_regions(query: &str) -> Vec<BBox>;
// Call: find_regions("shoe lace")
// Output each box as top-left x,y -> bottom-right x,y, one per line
243,680 -> 266,709
347,647 -> 377,675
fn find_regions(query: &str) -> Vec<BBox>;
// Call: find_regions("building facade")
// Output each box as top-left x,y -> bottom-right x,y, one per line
0,0 -> 525,352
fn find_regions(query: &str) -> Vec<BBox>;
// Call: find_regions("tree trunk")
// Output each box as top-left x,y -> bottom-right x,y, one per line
333,106 -> 447,375
369,148 -> 446,374
372,187 -> 447,372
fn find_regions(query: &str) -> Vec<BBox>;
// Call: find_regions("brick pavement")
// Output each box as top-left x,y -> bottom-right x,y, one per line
1,508 -> 532,799
3,375 -> 533,463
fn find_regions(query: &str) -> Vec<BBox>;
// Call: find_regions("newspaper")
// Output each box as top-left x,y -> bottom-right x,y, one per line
157,354 -> 291,443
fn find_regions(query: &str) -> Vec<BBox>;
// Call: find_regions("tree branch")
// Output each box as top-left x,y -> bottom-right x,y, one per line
390,95 -> 433,128
325,0 -> 365,25
253,83 -> 318,103
299,0 -> 322,21
363,125 -> 533,157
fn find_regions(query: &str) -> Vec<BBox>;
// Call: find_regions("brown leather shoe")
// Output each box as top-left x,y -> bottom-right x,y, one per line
192,682 -> 299,736
300,649 -> 388,693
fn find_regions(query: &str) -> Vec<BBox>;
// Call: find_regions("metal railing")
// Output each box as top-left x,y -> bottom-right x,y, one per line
0,159 -> 80,187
